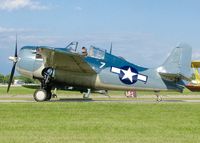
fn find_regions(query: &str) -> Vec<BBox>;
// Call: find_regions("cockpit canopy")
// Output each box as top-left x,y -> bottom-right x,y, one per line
88,46 -> 105,59
65,42 -> 106,59
66,42 -> 78,52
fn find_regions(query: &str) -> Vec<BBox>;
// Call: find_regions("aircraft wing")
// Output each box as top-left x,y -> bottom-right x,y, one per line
191,61 -> 200,68
38,47 -> 96,74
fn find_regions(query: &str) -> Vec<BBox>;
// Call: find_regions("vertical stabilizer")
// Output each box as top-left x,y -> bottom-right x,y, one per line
157,43 -> 192,79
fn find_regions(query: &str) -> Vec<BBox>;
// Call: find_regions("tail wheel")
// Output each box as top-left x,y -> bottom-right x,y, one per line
33,89 -> 48,102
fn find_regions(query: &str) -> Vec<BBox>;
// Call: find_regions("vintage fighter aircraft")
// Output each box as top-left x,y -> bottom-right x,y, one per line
7,39 -> 192,102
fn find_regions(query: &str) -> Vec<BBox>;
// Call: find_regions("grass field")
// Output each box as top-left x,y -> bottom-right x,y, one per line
0,87 -> 200,142
0,102 -> 200,143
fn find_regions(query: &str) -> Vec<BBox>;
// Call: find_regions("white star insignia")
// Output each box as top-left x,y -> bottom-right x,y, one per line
121,67 -> 137,82
111,66 -> 148,84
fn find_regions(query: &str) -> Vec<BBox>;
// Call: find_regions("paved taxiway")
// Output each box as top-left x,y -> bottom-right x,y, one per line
0,95 -> 200,103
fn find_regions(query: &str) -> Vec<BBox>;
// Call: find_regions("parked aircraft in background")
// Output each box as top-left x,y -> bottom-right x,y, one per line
186,61 -> 200,91
7,39 -> 192,102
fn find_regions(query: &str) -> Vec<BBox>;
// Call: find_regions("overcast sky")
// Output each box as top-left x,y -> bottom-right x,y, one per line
1,0 -> 200,74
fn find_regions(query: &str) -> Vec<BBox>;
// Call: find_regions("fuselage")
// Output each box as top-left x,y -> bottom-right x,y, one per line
16,46 -> 184,92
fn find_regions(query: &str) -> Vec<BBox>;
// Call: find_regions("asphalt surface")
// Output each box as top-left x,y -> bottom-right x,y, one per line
1,95 -> 200,103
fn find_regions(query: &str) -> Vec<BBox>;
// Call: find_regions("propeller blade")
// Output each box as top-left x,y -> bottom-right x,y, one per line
7,36 -> 18,93
15,35 -> 18,57
7,62 -> 16,93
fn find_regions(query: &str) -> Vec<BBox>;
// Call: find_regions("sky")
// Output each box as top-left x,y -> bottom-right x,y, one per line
0,0 -> 200,74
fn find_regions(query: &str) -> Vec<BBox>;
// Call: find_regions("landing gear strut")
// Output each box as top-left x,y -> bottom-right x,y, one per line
83,89 -> 91,98
33,68 -> 54,102
52,88 -> 57,98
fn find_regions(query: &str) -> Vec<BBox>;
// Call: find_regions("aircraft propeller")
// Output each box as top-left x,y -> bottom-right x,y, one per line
7,36 -> 18,92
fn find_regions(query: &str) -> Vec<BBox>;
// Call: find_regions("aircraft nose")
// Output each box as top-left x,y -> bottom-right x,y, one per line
15,46 -> 39,78
8,56 -> 18,63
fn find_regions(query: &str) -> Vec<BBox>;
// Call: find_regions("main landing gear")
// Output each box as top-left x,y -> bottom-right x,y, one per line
33,68 -> 54,102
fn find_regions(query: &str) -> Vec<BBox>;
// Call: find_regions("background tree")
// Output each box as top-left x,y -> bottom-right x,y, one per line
3,74 -> 10,84
0,73 -> 4,83
15,76 -> 35,84
0,73 -> 37,84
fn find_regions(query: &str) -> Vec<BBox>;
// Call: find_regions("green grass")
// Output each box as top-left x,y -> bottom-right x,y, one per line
0,103 -> 200,143
0,86 -> 35,95
0,86 -> 80,96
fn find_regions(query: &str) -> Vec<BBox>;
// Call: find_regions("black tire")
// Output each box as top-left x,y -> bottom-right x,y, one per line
46,91 -> 52,101
33,89 -> 48,102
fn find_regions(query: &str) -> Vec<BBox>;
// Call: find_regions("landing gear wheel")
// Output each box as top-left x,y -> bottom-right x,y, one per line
154,91 -> 162,102
83,93 -> 89,98
33,67 -> 53,102
33,89 -> 47,102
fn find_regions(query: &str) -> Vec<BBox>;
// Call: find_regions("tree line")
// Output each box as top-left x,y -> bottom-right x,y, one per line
0,73 -> 35,84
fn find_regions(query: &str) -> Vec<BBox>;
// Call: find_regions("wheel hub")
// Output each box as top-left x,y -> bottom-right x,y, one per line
34,89 -> 47,101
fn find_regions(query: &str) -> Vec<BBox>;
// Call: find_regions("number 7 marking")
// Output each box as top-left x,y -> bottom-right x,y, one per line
100,62 -> 106,68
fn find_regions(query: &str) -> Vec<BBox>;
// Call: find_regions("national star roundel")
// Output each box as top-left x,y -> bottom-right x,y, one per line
119,66 -> 138,85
